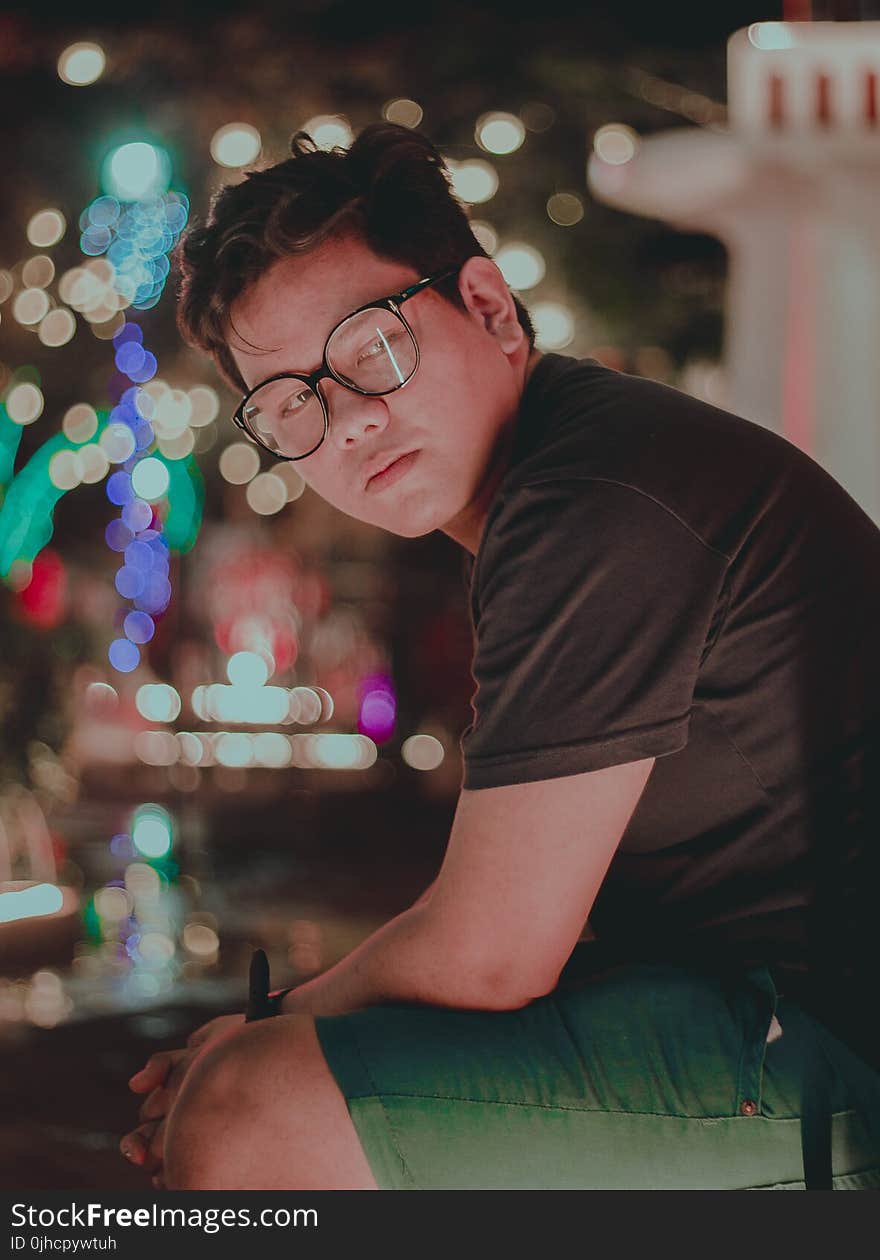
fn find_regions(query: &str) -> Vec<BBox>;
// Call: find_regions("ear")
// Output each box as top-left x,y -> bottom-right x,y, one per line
456,256 -> 525,355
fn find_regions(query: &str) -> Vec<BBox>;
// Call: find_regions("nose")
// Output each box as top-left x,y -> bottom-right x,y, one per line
322,379 -> 390,451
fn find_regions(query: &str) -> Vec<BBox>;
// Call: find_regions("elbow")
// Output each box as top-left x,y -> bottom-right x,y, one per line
469,965 -> 559,1012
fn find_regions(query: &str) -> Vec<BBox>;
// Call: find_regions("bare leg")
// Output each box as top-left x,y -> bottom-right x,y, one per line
163,1013 -> 378,1190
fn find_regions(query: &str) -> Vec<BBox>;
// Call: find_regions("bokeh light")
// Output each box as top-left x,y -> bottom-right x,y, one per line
246,471 -> 287,515
57,42 -> 106,87
134,731 -> 179,766
401,734 -> 445,771
102,142 -> 171,202
0,883 -> 64,924
48,450 -> 82,491
382,98 -> 423,128
215,732 -> 254,768
532,301 -> 576,350
593,124 -> 639,166
136,683 -> 182,723
131,457 -> 170,502
131,804 -> 173,858
124,610 -> 155,644
6,383 -> 44,425
447,159 -> 498,205
38,308 -> 77,347
546,192 -> 584,226
210,123 -> 262,168
109,638 -> 140,673
77,443 -> 110,484
62,403 -> 98,444
476,111 -> 526,155
187,386 -> 219,427
99,422 -> 137,464
274,463 -> 306,502
748,22 -> 796,50
27,209 -> 66,248
183,923 -> 219,958
495,243 -> 546,290
252,732 -> 293,768
303,115 -> 353,150
227,651 -> 271,687
22,256 -> 56,289
469,220 -> 498,255
13,289 -> 50,326
219,442 -> 261,484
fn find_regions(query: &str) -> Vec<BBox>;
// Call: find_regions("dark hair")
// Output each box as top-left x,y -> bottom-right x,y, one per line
174,123 -> 535,393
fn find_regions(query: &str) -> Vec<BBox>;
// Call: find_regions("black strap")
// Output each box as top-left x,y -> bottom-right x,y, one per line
799,1016 -> 833,1190
245,948 -> 296,1021
244,948 -> 272,1022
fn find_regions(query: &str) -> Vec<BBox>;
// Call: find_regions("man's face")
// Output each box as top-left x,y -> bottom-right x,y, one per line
227,233 -> 528,544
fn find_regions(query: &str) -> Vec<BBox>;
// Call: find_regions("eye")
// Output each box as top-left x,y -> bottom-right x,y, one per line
356,330 -> 404,367
277,387 -> 316,417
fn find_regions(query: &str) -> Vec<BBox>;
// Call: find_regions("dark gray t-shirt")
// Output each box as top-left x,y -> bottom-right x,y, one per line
460,353 -> 880,1065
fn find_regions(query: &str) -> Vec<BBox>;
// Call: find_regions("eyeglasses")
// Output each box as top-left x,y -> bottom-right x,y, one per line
231,265 -> 461,461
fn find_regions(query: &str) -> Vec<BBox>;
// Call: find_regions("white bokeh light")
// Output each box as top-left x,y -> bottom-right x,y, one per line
38,308 -> 76,348
446,159 -> 498,205
62,404 -> 98,444
104,142 -> 170,201
131,457 -> 170,502
6,383 -> 45,425
532,301 -> 575,350
27,209 -> 66,248
226,651 -> 271,688
401,734 -> 445,771
593,124 -> 639,166
476,111 -> 526,155
219,442 -> 261,485
210,123 -> 262,168
495,242 -> 546,290
58,42 -> 106,87
246,471 -> 287,515
303,115 -> 353,150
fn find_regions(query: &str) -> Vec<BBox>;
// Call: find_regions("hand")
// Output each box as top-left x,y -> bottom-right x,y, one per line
120,1012 -> 246,1187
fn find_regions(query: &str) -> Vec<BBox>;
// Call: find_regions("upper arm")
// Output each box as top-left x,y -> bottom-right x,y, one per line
421,757 -> 656,1007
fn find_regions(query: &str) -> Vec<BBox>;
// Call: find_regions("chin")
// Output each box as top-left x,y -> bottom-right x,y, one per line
376,499 -> 449,539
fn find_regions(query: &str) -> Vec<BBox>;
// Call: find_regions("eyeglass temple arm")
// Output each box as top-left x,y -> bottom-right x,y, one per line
396,265 -> 462,304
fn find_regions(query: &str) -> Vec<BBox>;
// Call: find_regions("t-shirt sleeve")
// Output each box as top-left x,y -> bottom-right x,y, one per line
460,478 -> 730,789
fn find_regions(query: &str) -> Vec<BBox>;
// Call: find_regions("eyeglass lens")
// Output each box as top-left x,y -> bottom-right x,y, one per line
240,307 -> 418,458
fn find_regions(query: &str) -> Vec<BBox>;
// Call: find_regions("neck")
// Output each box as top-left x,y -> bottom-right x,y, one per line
442,346 -> 542,555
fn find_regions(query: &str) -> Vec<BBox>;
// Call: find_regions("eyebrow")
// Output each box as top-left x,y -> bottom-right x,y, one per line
235,295 -> 392,393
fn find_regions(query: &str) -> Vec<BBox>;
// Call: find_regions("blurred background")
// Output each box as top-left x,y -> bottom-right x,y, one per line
2,0 -> 879,1188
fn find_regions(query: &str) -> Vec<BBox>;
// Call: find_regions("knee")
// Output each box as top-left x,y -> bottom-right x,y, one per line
163,1015 -> 322,1190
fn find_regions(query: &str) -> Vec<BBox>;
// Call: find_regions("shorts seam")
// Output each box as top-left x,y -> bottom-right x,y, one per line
359,1093 -> 863,1123
354,1092 -> 741,1120
346,1029 -> 422,1189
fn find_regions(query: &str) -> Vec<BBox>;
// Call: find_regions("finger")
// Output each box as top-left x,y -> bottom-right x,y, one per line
120,1120 -> 159,1169
128,1048 -> 188,1093
144,1117 -> 167,1175
138,1085 -> 172,1124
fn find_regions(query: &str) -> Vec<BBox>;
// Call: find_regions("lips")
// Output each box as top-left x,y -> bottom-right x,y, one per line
363,449 -> 418,490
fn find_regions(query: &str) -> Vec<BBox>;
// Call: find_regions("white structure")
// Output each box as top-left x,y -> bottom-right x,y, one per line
588,21 -> 880,526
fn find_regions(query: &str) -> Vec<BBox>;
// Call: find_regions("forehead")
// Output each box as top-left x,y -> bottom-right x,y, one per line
228,235 -> 420,390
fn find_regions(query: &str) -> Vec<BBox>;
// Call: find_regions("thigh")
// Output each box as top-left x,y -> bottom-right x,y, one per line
313,957 -> 880,1190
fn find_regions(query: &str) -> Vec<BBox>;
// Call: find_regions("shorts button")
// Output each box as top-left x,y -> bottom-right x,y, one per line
740,1099 -> 758,1116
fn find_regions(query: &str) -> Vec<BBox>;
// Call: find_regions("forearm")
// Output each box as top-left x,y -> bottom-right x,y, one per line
279,901 -> 512,1018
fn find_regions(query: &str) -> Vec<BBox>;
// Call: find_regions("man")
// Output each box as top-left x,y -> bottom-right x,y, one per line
120,123 -> 880,1190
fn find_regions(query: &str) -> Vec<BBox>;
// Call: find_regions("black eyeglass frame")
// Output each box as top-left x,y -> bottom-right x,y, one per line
231,264 -> 462,461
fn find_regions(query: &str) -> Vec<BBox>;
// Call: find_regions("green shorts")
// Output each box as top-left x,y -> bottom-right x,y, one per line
313,947 -> 880,1190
